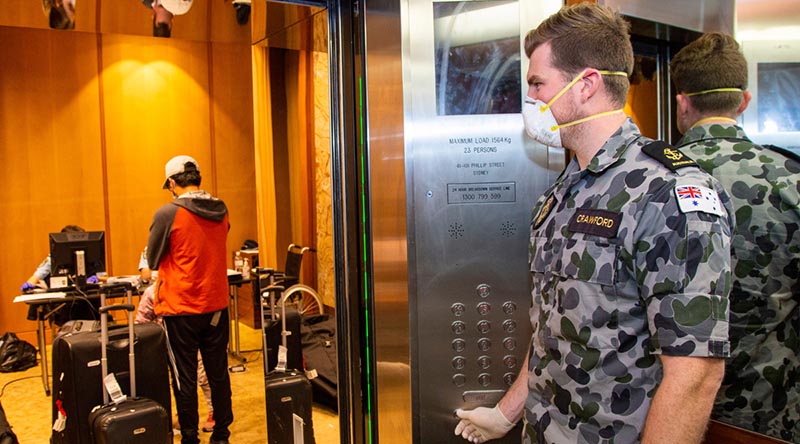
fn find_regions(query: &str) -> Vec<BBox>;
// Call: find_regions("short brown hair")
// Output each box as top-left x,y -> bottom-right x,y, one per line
524,2 -> 633,106
670,32 -> 747,114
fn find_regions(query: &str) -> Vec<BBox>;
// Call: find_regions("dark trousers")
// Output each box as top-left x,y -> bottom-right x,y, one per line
164,310 -> 233,444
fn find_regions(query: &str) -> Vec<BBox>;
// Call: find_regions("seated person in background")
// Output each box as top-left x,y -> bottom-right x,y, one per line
138,246 -> 156,285
136,285 -> 215,433
21,225 -> 99,325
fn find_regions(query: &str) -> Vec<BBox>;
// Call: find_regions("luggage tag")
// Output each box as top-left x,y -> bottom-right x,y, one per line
305,368 -> 318,380
276,345 -> 288,372
53,400 -> 67,432
293,413 -> 305,444
103,372 -> 127,404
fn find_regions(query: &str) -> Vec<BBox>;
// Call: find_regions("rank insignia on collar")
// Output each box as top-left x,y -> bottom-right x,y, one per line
532,194 -> 556,230
642,140 -> 697,171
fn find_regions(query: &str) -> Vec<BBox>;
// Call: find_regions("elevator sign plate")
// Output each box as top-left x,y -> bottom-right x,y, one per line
447,182 -> 516,204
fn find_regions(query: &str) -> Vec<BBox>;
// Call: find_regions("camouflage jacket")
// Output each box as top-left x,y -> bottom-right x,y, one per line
524,119 -> 733,444
678,123 -> 800,441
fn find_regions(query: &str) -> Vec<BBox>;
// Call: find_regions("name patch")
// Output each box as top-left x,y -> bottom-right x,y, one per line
568,209 -> 621,238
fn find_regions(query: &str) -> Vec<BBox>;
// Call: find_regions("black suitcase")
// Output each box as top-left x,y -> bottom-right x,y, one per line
264,307 -> 302,373
265,370 -> 315,444
50,284 -> 171,444
87,284 -> 171,443
261,281 -> 315,444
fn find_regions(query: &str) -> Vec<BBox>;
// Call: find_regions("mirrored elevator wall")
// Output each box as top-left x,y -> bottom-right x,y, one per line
251,1 -> 336,310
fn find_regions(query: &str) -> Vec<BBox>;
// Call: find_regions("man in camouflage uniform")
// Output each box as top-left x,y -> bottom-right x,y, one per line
671,32 -> 800,442
455,4 -> 734,444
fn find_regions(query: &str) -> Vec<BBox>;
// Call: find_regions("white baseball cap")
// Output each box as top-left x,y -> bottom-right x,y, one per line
163,155 -> 199,189
158,0 -> 193,15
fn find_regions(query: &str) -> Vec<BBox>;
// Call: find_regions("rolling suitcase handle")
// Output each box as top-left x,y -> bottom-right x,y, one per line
97,282 -> 136,404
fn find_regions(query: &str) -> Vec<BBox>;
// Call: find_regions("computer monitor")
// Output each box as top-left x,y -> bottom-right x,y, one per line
49,231 -> 106,289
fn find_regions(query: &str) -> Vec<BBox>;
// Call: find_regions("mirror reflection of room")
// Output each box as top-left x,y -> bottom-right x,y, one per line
1,1 -> 337,443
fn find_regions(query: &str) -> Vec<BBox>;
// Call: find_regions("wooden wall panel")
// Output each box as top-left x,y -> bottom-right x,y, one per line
0,27 -> 105,341
210,1 -> 252,44
101,34 -> 214,276
96,0 -> 249,43
211,42 -> 258,255
0,0 -> 98,32
0,26 -> 256,341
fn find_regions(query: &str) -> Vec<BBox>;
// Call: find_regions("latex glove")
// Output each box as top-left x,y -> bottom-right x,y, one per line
20,282 -> 36,292
86,275 -> 99,284
454,406 -> 516,443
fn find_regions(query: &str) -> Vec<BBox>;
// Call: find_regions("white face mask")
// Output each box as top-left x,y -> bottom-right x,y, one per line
522,98 -> 563,147
522,70 -> 628,148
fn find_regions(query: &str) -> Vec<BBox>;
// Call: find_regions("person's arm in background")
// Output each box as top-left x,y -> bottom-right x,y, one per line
134,285 -> 159,324
21,256 -> 51,292
642,356 -> 724,444
138,247 -> 152,282
454,350 -> 529,443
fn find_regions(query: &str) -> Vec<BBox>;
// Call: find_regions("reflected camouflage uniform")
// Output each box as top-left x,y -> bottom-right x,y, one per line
678,123 -> 800,441
524,119 -> 733,444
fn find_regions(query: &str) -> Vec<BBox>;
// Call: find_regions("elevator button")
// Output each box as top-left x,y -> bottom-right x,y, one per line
476,284 -> 491,298
452,321 -> 466,335
502,319 -> 517,333
477,338 -> 491,351
477,355 -> 492,369
477,320 -> 491,334
478,373 -> 492,387
452,356 -> 466,370
503,337 -> 516,351
462,390 -> 506,404
502,301 -> 517,315
476,302 -> 491,316
503,355 -> 517,369
503,373 -> 516,386
452,339 -> 466,353
452,374 -> 466,387
451,303 -> 466,316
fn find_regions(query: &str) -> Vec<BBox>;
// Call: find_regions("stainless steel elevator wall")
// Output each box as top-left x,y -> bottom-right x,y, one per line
366,1 -> 561,443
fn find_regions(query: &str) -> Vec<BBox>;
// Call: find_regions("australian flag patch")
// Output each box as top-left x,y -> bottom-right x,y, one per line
675,185 -> 725,216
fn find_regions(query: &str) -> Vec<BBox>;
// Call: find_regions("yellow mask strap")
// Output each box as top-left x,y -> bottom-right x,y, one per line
552,109 -> 625,131
691,116 -> 738,128
540,70 -> 629,112
685,87 -> 742,97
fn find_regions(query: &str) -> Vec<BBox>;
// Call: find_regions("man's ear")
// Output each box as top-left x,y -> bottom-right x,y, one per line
578,69 -> 603,102
737,91 -> 752,116
675,93 -> 691,117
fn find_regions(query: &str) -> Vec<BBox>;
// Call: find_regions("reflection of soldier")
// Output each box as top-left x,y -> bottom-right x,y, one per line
455,4 -> 734,444
672,32 -> 800,442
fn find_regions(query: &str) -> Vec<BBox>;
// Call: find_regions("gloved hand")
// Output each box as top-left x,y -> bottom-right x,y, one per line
20,282 -> 36,292
86,275 -> 99,284
454,406 -> 516,443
